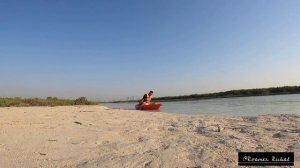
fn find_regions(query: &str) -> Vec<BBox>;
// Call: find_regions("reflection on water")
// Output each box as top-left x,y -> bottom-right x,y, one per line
103,94 -> 300,116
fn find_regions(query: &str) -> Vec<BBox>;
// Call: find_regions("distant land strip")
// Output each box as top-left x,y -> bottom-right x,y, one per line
0,97 -> 97,107
109,86 -> 300,103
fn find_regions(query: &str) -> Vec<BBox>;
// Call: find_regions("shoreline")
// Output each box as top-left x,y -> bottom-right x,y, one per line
105,88 -> 300,103
108,94 -> 300,103
0,105 -> 299,167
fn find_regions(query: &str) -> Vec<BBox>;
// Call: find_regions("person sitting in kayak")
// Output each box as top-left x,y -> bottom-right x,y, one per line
140,91 -> 153,105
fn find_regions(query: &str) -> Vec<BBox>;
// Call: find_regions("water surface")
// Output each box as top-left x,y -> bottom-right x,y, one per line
103,94 -> 300,116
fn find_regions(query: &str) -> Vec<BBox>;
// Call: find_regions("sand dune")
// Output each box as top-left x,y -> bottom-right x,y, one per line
0,105 -> 299,167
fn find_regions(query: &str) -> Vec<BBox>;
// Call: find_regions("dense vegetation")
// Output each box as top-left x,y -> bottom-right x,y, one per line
152,86 -> 300,102
0,96 -> 98,107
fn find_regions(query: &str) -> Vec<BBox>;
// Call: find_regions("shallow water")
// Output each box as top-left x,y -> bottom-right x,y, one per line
103,94 -> 300,116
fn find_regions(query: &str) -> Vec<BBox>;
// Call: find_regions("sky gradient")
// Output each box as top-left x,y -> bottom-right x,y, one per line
1,0 -> 300,101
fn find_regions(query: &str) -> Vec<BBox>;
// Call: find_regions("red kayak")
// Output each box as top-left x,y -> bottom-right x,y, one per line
135,103 -> 162,110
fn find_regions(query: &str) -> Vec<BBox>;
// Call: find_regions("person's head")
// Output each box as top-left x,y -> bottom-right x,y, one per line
149,91 -> 154,96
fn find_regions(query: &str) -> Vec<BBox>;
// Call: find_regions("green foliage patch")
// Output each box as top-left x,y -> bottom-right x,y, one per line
0,97 -> 98,107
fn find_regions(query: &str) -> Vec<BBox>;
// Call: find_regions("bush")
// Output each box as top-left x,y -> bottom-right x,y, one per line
74,97 -> 89,105
74,97 -> 98,105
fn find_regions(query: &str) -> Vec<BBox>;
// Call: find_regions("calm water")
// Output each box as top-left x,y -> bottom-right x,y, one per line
103,94 -> 300,116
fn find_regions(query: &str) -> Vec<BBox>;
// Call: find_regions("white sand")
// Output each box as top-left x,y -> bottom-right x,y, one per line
0,105 -> 299,168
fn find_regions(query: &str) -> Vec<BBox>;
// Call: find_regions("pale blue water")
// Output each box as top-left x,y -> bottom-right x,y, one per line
103,94 -> 300,116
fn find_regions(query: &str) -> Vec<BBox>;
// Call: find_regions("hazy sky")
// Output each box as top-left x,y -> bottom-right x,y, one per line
1,0 -> 300,101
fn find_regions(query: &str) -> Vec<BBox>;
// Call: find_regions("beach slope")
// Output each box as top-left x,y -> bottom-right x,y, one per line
0,105 -> 299,167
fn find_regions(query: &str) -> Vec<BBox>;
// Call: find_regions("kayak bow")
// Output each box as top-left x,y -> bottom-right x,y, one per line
135,103 -> 162,110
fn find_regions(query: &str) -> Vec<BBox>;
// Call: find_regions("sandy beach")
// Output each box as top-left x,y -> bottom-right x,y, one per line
0,105 -> 299,168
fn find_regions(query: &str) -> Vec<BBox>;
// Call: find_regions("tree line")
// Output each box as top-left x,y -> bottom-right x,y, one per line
152,86 -> 300,102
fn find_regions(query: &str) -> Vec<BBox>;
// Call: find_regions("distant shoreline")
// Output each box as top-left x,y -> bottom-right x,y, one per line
106,86 -> 300,103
